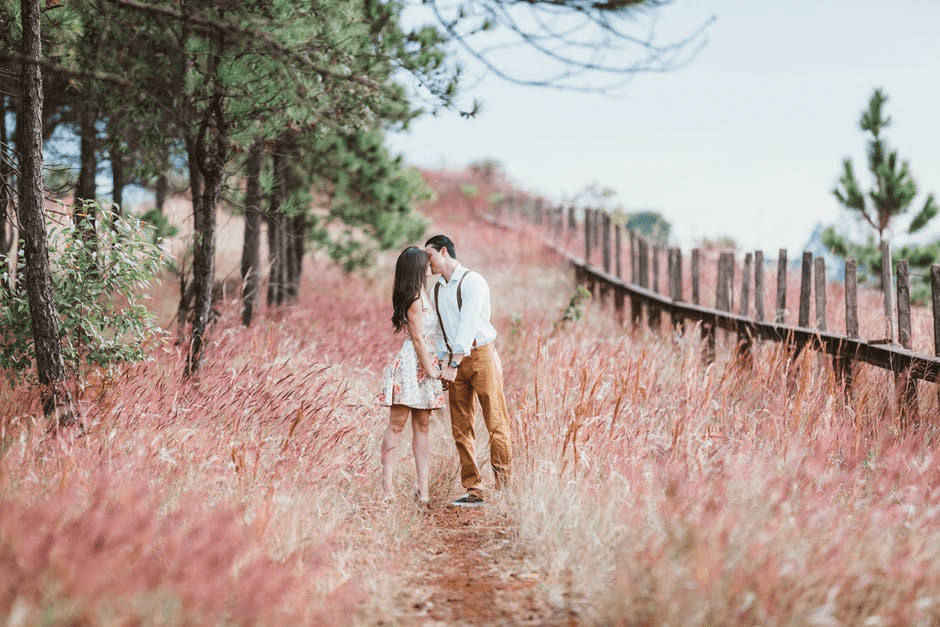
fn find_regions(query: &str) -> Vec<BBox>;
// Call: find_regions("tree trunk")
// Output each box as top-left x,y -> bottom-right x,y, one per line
1,94 -> 15,297
1,95 -> 12,253
184,81 -> 228,375
155,172 -> 168,212
184,139 -> 224,376
241,139 -> 263,326
18,0 -> 74,425
266,146 -> 287,307
109,120 -> 126,220
288,212 -> 305,301
74,103 -> 97,211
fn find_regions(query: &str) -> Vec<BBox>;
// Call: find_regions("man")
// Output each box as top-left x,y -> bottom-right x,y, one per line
425,234 -> 512,507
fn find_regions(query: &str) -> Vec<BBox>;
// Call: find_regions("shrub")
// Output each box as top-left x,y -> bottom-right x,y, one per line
0,201 -> 167,387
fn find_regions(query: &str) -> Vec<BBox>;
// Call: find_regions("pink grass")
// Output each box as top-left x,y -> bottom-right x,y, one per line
3,174 -> 940,625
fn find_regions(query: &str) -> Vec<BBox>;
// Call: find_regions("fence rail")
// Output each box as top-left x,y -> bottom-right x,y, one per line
492,198 -> 940,423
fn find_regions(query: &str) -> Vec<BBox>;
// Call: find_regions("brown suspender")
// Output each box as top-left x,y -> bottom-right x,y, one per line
434,271 -> 472,356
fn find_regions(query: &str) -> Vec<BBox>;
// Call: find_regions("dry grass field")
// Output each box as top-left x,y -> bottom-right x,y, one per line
2,169 -> 940,626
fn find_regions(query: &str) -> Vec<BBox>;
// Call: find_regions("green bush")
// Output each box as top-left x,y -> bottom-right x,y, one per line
0,201 -> 167,385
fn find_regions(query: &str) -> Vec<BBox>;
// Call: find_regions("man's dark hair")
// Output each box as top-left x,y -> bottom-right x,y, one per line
425,234 -> 456,259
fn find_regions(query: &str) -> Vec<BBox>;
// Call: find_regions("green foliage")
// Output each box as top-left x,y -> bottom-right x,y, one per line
469,158 -> 505,182
137,207 -> 180,243
308,129 -> 431,270
459,182 -> 479,199
625,210 -> 671,245
826,88 -> 939,300
831,88 -> 938,243
0,202 -> 167,384
695,235 -> 739,251
555,285 -> 593,330
822,226 -> 940,306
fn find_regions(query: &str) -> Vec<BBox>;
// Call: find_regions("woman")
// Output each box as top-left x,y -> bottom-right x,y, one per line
380,246 -> 444,505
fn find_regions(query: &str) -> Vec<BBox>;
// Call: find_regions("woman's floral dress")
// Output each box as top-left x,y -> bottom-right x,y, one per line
381,293 -> 445,409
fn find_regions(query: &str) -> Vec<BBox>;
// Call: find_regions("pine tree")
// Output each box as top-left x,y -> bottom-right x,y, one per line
824,88 -> 938,294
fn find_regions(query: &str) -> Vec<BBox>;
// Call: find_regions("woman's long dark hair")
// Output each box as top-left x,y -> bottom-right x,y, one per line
392,246 -> 428,333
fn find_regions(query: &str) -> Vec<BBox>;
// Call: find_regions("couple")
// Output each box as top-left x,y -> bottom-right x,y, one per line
380,234 -> 512,508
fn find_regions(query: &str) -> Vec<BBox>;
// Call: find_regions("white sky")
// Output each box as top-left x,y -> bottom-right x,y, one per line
388,0 -> 940,256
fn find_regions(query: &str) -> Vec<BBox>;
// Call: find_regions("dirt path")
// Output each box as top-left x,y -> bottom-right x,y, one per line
384,504 -> 580,627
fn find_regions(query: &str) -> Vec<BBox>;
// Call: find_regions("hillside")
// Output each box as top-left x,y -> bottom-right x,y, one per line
2,168 -> 940,626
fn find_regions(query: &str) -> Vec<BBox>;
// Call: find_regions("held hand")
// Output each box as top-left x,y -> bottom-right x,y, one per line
441,365 -> 458,383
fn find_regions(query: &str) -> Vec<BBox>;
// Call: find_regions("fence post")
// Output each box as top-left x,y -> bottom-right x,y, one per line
799,252 -> 812,328
615,223 -> 622,279
737,252 -> 753,364
814,256 -> 827,331
649,245 -> 661,330
600,212 -> 611,303
568,206 -> 577,243
636,237 -> 649,330
837,259 -> 859,395
717,251 -> 734,312
669,248 -> 684,334
932,264 -> 940,414
584,208 -> 592,266
755,251 -> 765,322
691,248 -> 701,306
881,240 -> 894,342
602,212 -> 611,275
594,208 -> 601,251
614,224 -> 624,322
897,259 -> 918,428
740,252 -> 752,317
776,249 -> 788,324
630,232 -> 642,328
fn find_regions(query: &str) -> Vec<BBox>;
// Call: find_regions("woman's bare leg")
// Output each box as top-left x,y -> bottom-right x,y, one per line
411,409 -> 431,502
381,405 -> 410,498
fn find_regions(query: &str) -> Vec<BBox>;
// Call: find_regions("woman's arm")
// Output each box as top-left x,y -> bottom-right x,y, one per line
407,298 -> 441,378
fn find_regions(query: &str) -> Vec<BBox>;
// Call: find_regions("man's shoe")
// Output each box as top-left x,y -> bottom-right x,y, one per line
449,493 -> 484,508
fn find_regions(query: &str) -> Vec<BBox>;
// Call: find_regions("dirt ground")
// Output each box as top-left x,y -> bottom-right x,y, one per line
376,504 -> 582,627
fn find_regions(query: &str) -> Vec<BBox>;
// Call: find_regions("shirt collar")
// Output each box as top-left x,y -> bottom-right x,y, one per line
439,263 -> 467,286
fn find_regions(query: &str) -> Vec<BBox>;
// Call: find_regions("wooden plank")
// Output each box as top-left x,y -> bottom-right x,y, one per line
615,223 -> 622,279
716,252 -> 733,312
630,231 -> 637,284
845,259 -> 859,338
691,248 -> 701,306
776,249 -> 787,324
836,259 -> 858,395
933,264 -> 940,411
799,251 -> 812,328
881,240 -> 894,342
669,248 -> 684,332
740,252 -> 752,317
896,259 -> 918,427
755,250 -> 765,322
897,259 -> 912,349
584,208 -> 591,267
814,256 -> 827,331
638,237 -> 649,289
602,212 -> 611,275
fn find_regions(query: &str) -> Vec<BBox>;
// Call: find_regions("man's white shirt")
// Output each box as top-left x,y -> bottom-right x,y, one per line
432,264 -> 497,359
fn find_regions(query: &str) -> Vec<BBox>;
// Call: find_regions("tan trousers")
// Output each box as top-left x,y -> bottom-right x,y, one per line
448,343 -> 512,496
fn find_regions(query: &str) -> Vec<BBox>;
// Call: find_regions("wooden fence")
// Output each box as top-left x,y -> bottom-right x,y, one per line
494,197 -> 940,425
